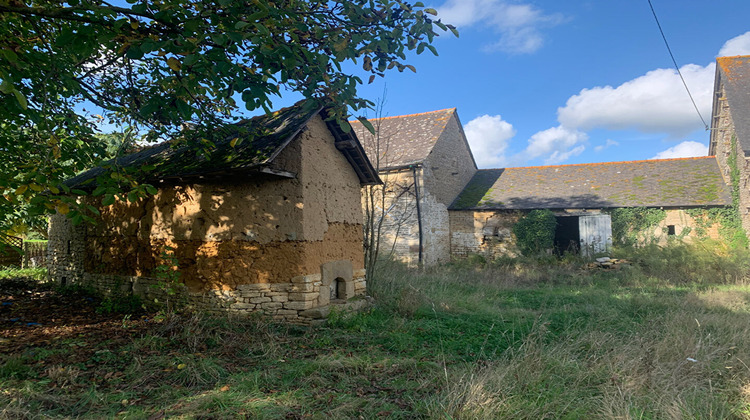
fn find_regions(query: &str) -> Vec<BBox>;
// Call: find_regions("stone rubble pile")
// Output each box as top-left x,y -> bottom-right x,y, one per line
586,256 -> 631,270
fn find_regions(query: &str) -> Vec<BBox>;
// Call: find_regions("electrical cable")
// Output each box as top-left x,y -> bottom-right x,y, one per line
647,0 -> 709,131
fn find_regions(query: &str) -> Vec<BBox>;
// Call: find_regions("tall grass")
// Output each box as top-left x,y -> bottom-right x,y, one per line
3,241 -> 750,418
367,241 -> 750,418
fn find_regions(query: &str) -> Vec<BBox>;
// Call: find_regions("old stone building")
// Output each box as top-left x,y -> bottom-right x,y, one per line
449,157 -> 731,258
351,109 -> 478,266
47,101 -> 380,324
709,55 -> 750,239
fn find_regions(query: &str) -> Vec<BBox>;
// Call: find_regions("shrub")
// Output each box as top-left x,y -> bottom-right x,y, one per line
97,294 -> 145,315
512,210 -> 557,256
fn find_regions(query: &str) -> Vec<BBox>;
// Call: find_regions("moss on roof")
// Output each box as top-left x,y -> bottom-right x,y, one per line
66,100 -> 323,188
450,157 -> 730,210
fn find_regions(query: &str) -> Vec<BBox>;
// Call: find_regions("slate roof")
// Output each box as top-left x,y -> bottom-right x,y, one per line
66,100 -> 380,188
450,157 -> 730,210
717,55 -> 750,155
349,108 -> 456,170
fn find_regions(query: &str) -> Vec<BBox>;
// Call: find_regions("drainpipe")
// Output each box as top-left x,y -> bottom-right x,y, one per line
411,165 -> 423,266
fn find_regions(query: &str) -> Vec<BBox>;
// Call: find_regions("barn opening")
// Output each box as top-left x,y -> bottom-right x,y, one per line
553,214 -> 612,256
554,216 -> 580,255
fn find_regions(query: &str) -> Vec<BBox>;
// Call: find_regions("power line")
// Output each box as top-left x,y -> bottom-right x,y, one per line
647,0 -> 709,131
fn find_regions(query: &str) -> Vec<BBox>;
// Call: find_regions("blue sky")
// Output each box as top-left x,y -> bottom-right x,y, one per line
329,0 -> 750,169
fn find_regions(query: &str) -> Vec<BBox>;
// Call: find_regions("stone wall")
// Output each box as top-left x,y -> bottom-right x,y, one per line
364,167 -> 460,267
419,112 -> 478,265
47,214 -> 86,286
651,209 -> 723,243
365,169 -> 420,265
47,115 -> 368,324
449,208 -> 725,260
449,210 -> 521,259
363,112 -> 478,266
710,79 -> 750,239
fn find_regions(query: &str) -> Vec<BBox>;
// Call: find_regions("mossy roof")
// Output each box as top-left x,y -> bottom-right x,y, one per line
717,55 -> 750,155
349,108 -> 456,170
66,100 -> 379,188
450,156 -> 731,210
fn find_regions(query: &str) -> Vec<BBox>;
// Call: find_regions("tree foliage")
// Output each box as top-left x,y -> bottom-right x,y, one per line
513,210 -> 557,256
0,0 -> 454,228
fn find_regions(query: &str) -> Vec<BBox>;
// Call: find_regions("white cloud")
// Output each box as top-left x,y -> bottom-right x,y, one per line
437,0 -> 564,54
650,141 -> 708,160
464,114 -> 516,167
594,139 -> 619,152
557,64 -> 714,137
719,31 -> 750,57
522,125 -> 588,164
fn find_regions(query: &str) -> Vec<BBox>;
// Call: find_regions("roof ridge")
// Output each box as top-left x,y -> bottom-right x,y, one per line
480,156 -> 715,171
348,108 -> 456,123
718,55 -> 750,60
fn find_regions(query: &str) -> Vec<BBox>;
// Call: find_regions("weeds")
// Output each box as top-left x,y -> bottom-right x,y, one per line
2,242 -> 750,418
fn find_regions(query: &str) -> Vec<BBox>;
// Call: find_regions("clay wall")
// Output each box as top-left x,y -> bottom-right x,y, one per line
47,115 -> 367,324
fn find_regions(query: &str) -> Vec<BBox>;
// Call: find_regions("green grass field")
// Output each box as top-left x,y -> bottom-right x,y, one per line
2,242 -> 750,419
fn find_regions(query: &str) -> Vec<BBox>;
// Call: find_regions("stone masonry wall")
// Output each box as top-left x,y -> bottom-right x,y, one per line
364,167 -> 457,267
364,111 -> 478,267
650,209 -> 723,244
365,170 -> 420,266
449,208 -> 723,260
419,112 -> 478,265
47,115 -> 368,324
710,80 -> 750,240
449,210 -> 522,259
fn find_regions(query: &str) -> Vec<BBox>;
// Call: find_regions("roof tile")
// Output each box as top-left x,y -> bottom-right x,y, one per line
450,157 -> 730,210
350,108 -> 455,170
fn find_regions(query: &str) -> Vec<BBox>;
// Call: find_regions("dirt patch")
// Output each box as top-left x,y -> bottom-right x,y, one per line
0,278 -> 151,359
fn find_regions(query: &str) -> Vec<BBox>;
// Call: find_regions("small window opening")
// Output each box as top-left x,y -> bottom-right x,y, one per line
330,277 -> 346,300
667,225 -> 676,236
60,276 -> 67,287
66,240 -> 72,255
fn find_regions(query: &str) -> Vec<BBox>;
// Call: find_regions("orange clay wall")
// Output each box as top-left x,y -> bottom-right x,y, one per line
50,115 -> 365,294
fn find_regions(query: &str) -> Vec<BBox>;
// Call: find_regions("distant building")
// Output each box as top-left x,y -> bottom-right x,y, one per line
357,107 -> 734,262
449,157 -> 731,257
351,109 -> 477,266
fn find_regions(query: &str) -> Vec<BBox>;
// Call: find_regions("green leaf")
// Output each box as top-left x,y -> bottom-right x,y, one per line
183,54 -> 200,66
13,90 -> 27,109
0,79 -> 12,94
102,195 -> 115,206
357,117 -> 375,135
424,8 -> 438,15
1,49 -> 18,63
126,46 -> 144,60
